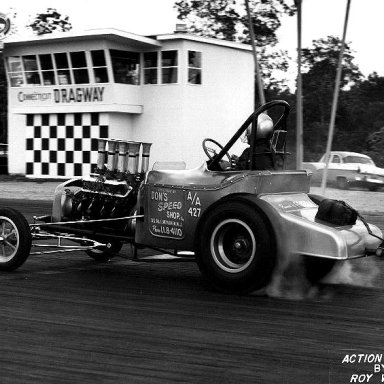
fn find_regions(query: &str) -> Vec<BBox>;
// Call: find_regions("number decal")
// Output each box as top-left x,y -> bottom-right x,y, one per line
187,207 -> 201,217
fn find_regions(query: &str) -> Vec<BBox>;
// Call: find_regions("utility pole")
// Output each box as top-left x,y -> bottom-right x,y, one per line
321,0 -> 352,194
245,0 -> 265,107
295,0 -> 303,169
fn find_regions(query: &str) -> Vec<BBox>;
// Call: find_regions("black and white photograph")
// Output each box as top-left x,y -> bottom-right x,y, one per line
0,0 -> 384,382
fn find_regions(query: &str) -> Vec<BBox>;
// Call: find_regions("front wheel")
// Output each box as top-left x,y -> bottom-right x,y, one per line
0,208 -> 32,271
195,201 -> 276,294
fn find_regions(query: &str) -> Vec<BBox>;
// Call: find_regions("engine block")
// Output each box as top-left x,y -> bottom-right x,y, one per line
57,138 -> 151,223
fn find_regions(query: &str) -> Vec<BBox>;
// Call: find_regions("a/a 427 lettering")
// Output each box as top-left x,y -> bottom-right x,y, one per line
187,192 -> 202,217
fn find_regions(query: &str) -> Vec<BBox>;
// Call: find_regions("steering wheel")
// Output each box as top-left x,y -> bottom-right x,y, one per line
202,138 -> 232,164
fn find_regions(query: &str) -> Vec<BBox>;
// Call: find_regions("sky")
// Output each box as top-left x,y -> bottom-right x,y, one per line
1,0 -> 383,81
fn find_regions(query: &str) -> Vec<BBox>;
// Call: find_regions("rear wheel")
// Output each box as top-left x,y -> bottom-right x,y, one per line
0,208 -> 31,271
336,177 -> 349,190
304,256 -> 336,283
195,201 -> 276,294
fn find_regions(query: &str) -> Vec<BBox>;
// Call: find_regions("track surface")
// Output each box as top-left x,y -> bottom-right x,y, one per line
0,199 -> 384,383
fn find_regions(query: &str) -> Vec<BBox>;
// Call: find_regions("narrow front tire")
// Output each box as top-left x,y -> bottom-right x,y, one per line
0,208 -> 32,271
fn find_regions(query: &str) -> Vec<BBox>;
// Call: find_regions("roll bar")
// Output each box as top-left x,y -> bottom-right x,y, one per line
208,100 -> 290,171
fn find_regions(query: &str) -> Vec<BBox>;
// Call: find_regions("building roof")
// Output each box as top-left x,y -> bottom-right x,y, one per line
154,32 -> 252,51
3,27 -> 252,52
4,28 -> 162,49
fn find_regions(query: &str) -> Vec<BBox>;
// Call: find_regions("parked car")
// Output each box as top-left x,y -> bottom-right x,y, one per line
303,151 -> 384,191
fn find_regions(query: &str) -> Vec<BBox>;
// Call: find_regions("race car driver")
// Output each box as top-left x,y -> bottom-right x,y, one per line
233,112 -> 276,170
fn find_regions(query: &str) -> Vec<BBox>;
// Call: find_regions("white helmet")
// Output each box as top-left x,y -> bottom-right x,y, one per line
243,113 -> 274,142
256,113 -> 274,138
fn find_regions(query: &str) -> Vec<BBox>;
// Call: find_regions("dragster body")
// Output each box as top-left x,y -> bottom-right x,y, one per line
0,100 -> 382,294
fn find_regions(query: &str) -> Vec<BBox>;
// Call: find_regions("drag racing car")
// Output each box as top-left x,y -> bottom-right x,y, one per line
0,100 -> 383,294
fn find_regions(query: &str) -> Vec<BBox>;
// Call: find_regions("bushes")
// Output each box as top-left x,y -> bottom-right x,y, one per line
365,127 -> 384,167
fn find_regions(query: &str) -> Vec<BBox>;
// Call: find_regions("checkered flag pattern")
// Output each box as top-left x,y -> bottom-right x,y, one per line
25,113 -> 109,178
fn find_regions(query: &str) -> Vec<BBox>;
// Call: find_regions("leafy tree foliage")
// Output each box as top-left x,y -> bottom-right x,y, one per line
27,8 -> 72,35
174,0 -> 296,89
338,72 -> 384,166
365,127 -> 384,167
175,0 -> 295,45
300,36 -> 362,160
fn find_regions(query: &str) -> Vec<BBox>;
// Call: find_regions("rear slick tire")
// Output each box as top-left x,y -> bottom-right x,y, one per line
304,256 -> 336,283
195,201 -> 276,294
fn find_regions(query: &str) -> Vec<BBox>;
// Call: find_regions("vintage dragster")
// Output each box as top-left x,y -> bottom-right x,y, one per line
0,100 -> 383,294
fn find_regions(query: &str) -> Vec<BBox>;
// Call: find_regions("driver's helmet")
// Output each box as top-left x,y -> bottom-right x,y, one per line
242,113 -> 274,143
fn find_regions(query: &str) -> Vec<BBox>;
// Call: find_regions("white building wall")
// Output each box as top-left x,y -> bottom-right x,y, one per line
182,41 -> 253,167
137,84 -> 186,167
109,113 -> 134,140
134,40 -> 253,169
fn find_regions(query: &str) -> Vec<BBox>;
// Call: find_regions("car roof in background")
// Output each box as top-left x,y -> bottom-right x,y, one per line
330,151 -> 371,158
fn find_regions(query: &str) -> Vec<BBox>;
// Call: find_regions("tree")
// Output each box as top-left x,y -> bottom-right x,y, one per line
174,0 -> 296,90
300,36 -> 362,160
175,0 -> 295,45
26,8 -> 72,35
336,72 -> 384,158
365,127 -> 384,167
302,36 -> 361,125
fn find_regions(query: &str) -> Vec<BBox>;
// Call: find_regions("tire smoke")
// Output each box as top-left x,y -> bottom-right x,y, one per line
254,255 -> 381,300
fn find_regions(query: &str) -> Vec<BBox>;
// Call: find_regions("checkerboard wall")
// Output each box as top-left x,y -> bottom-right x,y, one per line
25,113 -> 109,178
